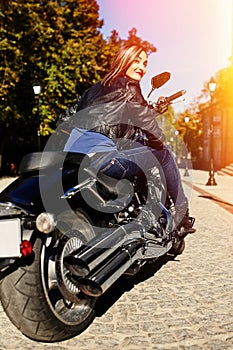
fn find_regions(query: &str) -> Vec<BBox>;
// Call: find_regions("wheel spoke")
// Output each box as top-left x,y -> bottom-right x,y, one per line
41,210 -> 98,325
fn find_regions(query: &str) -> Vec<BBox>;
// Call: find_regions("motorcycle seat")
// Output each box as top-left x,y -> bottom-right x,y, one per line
19,152 -> 90,174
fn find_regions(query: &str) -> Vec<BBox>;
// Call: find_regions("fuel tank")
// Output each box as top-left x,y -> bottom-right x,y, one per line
0,151 -> 87,214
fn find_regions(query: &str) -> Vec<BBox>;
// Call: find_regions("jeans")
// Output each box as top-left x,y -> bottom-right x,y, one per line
91,143 -> 187,208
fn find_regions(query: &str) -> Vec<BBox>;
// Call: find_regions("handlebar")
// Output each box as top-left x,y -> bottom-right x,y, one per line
149,89 -> 186,113
166,89 -> 186,103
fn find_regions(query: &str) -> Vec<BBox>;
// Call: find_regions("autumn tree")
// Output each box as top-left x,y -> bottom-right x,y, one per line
0,0 -> 108,141
0,1 -> 156,145
0,1 -> 157,175
214,60 -> 233,108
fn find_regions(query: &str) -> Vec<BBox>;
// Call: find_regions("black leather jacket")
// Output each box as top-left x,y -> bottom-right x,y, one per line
57,76 -> 165,150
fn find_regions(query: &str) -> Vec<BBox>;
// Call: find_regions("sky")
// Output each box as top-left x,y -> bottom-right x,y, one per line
97,0 -> 233,113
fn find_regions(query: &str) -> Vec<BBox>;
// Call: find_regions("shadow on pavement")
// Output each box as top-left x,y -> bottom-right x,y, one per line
95,253 -> 177,317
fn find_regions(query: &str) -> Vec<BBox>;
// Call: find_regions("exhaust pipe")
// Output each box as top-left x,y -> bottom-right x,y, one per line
77,239 -> 145,297
64,222 -> 143,277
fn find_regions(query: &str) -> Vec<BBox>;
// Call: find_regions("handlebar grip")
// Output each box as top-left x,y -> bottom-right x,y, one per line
166,89 -> 186,103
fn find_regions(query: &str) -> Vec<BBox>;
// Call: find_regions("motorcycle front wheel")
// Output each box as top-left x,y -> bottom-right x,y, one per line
0,210 -> 98,342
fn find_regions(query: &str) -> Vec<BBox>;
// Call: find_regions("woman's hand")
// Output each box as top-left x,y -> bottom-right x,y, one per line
154,96 -> 169,114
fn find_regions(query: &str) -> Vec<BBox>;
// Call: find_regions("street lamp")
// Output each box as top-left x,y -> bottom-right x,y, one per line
206,76 -> 217,186
184,116 -> 190,176
33,81 -> 42,151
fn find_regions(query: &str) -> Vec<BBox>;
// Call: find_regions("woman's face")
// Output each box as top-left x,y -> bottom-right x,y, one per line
125,50 -> 148,81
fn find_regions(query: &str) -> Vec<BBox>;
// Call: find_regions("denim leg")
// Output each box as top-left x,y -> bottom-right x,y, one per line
121,145 -> 187,207
149,145 -> 187,207
95,147 -> 159,179
92,144 -> 187,207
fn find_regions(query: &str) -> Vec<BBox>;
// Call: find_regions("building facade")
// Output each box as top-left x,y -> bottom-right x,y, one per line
201,103 -> 233,170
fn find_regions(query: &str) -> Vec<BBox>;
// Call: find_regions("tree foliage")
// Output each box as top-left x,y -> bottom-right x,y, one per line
174,111 -> 203,160
1,0 -> 106,139
0,0 -> 156,146
215,60 -> 233,108
0,0 -> 157,176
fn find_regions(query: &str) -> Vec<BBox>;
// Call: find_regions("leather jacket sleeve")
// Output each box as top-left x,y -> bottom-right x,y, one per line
125,81 -> 165,150
56,97 -> 81,127
56,77 -> 165,151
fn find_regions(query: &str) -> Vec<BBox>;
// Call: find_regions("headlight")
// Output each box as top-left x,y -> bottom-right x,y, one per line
0,202 -> 26,217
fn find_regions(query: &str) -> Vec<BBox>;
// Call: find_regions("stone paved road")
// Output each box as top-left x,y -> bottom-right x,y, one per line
0,181 -> 233,349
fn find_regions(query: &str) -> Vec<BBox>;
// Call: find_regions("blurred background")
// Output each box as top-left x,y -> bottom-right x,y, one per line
0,0 -> 232,176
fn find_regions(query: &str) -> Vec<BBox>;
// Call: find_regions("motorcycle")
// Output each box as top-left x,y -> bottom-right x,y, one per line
0,72 -> 194,342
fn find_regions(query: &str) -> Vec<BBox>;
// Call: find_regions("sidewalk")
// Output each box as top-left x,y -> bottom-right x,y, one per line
0,169 -> 233,207
0,170 -> 233,348
180,168 -> 233,206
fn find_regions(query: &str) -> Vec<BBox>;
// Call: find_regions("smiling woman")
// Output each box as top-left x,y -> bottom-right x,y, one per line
125,51 -> 148,81
61,43 -> 196,234
97,0 -> 232,112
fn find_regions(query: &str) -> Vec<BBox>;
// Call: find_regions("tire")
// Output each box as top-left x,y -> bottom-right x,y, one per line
0,210 -> 98,342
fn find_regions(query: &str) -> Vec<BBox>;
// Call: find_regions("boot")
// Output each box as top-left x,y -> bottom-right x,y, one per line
174,202 -> 196,239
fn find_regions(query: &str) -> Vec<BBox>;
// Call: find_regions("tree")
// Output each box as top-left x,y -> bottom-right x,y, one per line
0,0 -> 107,139
124,27 -> 156,55
0,1 -> 157,174
173,110 -> 203,163
215,60 -> 233,108
0,2 -> 156,140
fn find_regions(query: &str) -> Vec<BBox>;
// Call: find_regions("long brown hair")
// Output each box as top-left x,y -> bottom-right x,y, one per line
101,44 -> 146,86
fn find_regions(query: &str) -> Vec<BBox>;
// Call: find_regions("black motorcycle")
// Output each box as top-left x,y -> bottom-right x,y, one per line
0,72 -> 194,342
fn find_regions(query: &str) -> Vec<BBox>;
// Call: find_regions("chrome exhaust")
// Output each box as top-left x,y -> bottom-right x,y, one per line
64,222 -> 143,277
77,239 -> 145,297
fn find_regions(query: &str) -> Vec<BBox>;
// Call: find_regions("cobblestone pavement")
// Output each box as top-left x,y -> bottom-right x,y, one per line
0,175 -> 233,349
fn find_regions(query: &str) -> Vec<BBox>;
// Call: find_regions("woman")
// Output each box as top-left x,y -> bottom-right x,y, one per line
59,43 -> 195,235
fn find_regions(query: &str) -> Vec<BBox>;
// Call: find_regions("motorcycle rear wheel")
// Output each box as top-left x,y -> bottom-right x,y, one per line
0,210 -> 98,342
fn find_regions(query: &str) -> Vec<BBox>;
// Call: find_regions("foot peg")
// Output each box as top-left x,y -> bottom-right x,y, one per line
178,216 -> 196,240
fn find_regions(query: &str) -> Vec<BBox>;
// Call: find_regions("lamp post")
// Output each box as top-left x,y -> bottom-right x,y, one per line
184,116 -> 190,176
206,76 -> 217,186
33,81 -> 42,151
